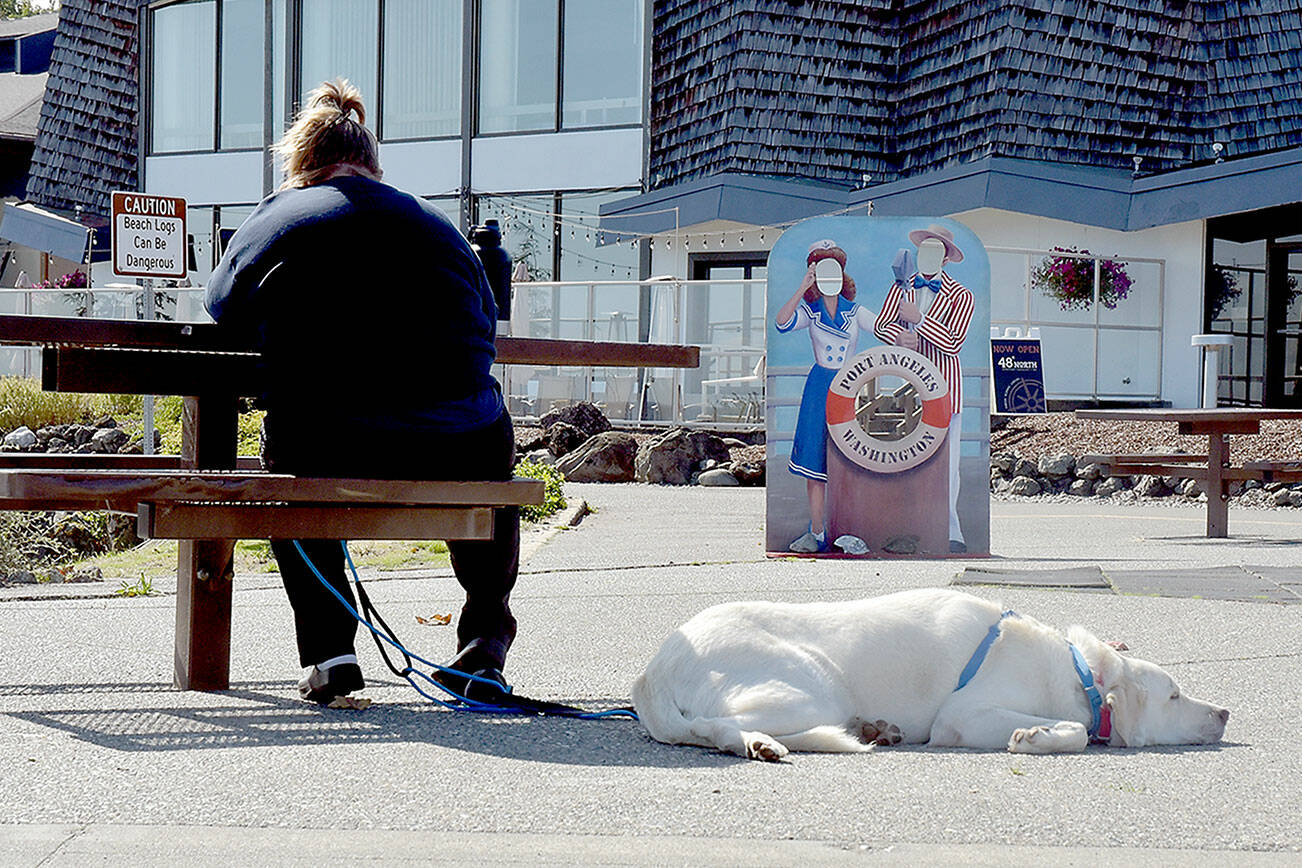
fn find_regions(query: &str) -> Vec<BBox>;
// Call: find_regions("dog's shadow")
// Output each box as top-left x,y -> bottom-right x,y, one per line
0,679 -> 735,768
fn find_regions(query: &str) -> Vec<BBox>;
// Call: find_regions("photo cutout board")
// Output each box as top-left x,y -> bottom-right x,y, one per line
766,216 -> 990,558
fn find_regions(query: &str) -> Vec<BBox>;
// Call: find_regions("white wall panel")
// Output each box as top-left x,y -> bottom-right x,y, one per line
472,128 -> 641,192
144,151 -> 264,205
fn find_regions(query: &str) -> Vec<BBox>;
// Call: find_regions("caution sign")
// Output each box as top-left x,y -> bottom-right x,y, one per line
111,192 -> 187,278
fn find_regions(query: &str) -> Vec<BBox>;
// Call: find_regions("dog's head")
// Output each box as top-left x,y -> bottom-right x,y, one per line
1067,628 -> 1229,748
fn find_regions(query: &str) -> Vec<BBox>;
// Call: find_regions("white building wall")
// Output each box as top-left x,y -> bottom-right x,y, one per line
954,208 -> 1204,408
145,151 -> 265,205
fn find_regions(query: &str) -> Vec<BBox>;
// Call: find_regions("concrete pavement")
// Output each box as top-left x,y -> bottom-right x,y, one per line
1,486 -> 1300,865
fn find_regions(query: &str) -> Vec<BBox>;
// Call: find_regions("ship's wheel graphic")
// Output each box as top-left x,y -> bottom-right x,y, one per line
1003,377 -> 1045,413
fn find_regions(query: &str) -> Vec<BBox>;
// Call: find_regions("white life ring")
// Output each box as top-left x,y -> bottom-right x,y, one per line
825,346 -> 950,473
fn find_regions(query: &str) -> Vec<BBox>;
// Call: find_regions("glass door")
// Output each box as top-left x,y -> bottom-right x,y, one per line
1266,243 -> 1302,406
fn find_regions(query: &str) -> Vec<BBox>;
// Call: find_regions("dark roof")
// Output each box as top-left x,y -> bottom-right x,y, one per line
603,147 -> 1302,234
650,0 -> 1302,191
0,71 -> 47,141
25,0 -> 137,218
0,14 -> 58,39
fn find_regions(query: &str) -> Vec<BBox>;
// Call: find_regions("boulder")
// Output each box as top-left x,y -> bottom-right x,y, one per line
1011,457 -> 1037,479
697,468 -> 740,486
7,570 -> 37,584
1008,475 -> 1041,496
91,427 -> 130,454
539,402 -> 611,440
991,453 -> 1015,475
2,426 -> 37,449
635,428 -> 731,485
545,422 -> 586,458
1068,478 -> 1095,497
67,566 -> 104,584
1075,462 -> 1107,480
1037,453 -> 1076,477
555,431 -> 638,482
729,460 -> 766,486
1274,488 -> 1296,507
1094,477 -> 1127,496
1133,475 -> 1170,498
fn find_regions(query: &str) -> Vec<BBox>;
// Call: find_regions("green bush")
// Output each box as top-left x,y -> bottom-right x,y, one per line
515,459 -> 566,523
0,377 -> 140,432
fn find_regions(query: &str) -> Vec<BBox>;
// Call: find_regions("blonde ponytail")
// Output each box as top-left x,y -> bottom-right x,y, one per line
274,79 -> 381,190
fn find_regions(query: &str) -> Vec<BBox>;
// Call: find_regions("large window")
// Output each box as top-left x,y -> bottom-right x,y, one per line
478,0 -> 642,134
300,0 -> 379,115
478,0 -> 558,134
382,0 -> 462,140
220,0 -> 265,149
151,0 -> 216,153
561,0 -> 642,129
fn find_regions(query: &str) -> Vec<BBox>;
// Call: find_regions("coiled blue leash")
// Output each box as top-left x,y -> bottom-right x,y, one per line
291,539 -> 637,720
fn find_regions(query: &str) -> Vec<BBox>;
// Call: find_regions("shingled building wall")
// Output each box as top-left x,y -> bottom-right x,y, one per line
25,0 -> 138,218
650,0 -> 1302,189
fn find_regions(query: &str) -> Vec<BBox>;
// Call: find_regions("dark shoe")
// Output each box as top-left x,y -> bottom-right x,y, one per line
298,662 -> 364,704
949,540 -> 968,554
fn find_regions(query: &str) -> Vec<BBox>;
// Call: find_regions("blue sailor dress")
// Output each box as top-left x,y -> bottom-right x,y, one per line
776,295 -> 878,481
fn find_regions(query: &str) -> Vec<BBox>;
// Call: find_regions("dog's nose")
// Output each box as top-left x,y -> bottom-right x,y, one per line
1217,708 -> 1230,724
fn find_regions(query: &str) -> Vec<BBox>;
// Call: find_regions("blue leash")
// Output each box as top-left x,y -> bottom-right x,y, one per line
291,540 -> 637,720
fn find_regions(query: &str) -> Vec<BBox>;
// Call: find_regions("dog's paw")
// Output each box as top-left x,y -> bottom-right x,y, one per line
743,733 -> 789,762
858,718 -> 903,746
1008,721 -> 1088,754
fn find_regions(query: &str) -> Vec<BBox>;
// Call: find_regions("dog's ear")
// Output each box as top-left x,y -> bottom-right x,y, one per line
1105,681 -> 1146,748
1066,626 -> 1125,689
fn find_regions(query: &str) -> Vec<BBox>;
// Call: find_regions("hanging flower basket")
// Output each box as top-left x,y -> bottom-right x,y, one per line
1031,247 -> 1133,311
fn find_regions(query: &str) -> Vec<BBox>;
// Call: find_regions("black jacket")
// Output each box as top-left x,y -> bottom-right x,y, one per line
206,177 -> 501,433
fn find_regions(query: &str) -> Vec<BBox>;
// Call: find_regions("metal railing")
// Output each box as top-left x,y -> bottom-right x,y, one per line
0,281 -> 770,429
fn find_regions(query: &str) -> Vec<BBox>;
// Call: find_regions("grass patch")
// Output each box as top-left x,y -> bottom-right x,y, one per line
0,377 -> 140,432
112,574 -> 155,597
80,538 -> 451,578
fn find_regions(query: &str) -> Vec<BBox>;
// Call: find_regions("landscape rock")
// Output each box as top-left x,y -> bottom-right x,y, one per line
1274,488 -> 1296,507
1008,476 -> 1041,496
539,402 -> 611,440
1011,457 -> 1037,479
521,448 -> 555,466
545,422 -> 585,458
1094,477 -> 1127,496
697,468 -> 740,486
1068,478 -> 1095,497
1133,475 -> 1170,498
3,426 -> 37,449
555,432 -> 638,482
91,427 -> 129,454
1075,462 -> 1106,480
635,428 -> 731,485
1037,453 -> 1076,477
7,570 -> 37,584
729,460 -> 766,486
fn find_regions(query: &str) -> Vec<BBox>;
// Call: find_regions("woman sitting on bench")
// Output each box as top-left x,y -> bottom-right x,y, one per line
206,79 -> 518,704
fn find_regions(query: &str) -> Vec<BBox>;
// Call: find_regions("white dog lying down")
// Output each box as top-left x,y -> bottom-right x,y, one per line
631,588 -> 1229,760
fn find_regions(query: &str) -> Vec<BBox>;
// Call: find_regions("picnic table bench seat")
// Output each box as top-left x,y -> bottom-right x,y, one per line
0,468 -> 544,540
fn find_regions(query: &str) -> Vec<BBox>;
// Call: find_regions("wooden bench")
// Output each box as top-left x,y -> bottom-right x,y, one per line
0,313 -> 699,690
1075,408 -> 1302,537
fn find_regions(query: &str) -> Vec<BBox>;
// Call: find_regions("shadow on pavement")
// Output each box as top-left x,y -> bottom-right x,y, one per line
0,681 -> 735,769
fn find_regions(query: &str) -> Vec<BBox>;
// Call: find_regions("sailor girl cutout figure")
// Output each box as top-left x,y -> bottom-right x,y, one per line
774,239 -> 877,553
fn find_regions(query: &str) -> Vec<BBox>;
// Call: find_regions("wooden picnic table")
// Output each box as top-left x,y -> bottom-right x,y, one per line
0,313 -> 699,690
1075,407 -> 1302,538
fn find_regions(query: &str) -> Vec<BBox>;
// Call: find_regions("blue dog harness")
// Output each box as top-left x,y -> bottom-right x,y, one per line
955,609 -> 1106,739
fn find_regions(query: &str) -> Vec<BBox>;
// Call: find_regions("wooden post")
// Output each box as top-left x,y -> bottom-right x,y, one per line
174,394 -> 239,690
1207,432 -> 1229,538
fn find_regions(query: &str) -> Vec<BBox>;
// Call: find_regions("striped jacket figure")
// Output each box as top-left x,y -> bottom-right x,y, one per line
873,224 -> 975,553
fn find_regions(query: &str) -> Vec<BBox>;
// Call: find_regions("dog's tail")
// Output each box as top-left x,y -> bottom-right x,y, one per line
631,671 -> 870,757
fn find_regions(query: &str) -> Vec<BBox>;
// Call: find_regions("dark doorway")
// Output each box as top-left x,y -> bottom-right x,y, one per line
1207,211 -> 1302,407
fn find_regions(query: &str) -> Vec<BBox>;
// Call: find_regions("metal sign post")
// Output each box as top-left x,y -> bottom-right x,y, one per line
111,192 -> 187,456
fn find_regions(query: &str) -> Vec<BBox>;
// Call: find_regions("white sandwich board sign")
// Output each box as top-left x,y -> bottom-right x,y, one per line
111,192 -> 187,279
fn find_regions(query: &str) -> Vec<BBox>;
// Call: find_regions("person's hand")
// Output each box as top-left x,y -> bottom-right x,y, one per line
799,265 -> 816,294
895,329 -> 919,350
898,299 -> 922,324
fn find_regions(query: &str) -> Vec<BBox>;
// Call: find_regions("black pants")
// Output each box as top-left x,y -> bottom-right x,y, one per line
263,410 -> 519,670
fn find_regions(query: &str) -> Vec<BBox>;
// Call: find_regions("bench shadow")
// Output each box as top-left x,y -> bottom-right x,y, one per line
0,680 -> 735,769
